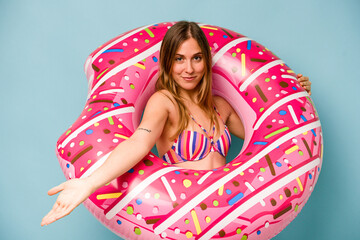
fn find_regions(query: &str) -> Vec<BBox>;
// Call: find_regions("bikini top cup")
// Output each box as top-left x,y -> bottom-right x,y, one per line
162,109 -> 232,164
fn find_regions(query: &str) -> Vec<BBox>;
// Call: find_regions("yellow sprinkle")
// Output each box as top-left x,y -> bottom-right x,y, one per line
114,134 -> 129,140
285,145 -> 299,154
96,192 -> 122,200
183,179 -> 192,188
186,231 -> 193,238
134,63 -> 145,70
240,172 -> 244,176
232,162 -> 241,166
321,144 -> 323,158
92,95 -> 97,99
218,185 -> 224,196
134,48 -> 139,52
303,131 -> 308,135
191,210 -> 202,234
80,167 -> 84,172
279,194 -> 283,200
94,122 -> 99,127
205,216 -> 211,223
296,177 -> 304,191
200,26 -> 218,30
118,124 -> 123,128
154,193 -> 160,199
287,70 -> 294,73
241,53 -> 246,77
236,48 -> 241,53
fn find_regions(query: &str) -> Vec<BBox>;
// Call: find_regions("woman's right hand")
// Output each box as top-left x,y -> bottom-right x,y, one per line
41,178 -> 94,226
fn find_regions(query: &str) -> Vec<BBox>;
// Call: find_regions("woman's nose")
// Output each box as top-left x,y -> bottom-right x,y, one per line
185,61 -> 194,74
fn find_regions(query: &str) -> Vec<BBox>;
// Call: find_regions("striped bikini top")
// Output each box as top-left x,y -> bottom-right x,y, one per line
162,109 -> 231,164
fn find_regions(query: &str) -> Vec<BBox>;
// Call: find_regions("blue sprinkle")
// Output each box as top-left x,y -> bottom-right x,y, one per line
128,168 -> 134,173
292,86 -> 297,90
226,189 -> 232,195
311,129 -> 317,136
90,111 -> 102,118
66,163 -> 70,168
117,220 -> 122,225
318,167 -> 320,172
275,162 -> 282,167
114,103 -> 120,107
152,56 -> 158,62
85,129 -> 93,135
257,230 -> 261,235
247,40 -> 251,50
175,171 -> 180,174
300,115 -> 307,122
254,141 -> 268,145
104,49 -> 124,53
223,35 -> 228,38
309,173 -> 313,179
212,168 -> 218,171
279,110 -> 287,115
136,199 -> 142,205
228,192 -> 244,205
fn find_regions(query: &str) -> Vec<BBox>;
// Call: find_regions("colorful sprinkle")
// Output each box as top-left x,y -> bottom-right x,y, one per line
127,206 -> 134,215
183,179 -> 192,188
228,192 -> 244,205
134,227 -> 141,235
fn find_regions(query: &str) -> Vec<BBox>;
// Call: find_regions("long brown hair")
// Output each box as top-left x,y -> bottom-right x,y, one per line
156,21 -> 219,139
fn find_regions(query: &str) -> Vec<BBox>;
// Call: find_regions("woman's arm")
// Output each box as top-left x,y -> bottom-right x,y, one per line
41,92 -> 169,226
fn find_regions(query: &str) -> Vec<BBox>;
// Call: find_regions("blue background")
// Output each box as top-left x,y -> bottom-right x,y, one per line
1,0 -> 359,239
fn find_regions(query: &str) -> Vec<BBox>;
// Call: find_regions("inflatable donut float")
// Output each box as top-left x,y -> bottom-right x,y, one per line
56,22 -> 323,240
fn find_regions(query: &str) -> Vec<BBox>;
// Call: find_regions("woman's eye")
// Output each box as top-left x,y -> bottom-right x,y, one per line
175,57 -> 183,62
194,56 -> 202,61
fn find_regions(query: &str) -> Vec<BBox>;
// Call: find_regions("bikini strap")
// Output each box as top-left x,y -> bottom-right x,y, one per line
188,113 -> 216,144
214,106 -> 226,125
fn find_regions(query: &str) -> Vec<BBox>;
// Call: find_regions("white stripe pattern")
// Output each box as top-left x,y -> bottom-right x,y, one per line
281,74 -> 298,81
153,120 -> 321,234
99,88 -> 125,95
89,41 -> 162,97
197,171 -> 213,185
212,37 -> 251,66
198,157 -> 320,240
287,105 -> 299,125
80,152 -> 111,179
60,106 -> 135,148
239,60 -> 284,92
91,24 -> 155,64
105,166 -> 180,219
161,176 -> 177,201
253,92 -> 308,130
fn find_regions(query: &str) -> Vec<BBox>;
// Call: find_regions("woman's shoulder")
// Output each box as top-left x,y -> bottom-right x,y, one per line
147,90 -> 176,111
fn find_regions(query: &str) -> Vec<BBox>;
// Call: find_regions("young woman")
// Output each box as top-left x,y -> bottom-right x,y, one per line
41,21 -> 311,226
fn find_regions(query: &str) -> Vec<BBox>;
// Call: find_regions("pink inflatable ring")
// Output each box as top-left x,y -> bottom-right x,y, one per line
56,22 -> 323,240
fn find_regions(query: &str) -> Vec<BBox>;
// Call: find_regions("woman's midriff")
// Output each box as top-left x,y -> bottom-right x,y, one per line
166,151 -> 226,170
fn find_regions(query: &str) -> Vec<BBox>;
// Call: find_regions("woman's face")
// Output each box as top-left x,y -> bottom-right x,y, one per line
171,38 -> 205,93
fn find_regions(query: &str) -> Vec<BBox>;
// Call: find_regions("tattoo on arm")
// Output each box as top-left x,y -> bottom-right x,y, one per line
138,128 -> 151,133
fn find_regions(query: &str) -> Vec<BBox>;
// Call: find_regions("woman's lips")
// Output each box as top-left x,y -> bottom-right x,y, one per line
182,76 -> 196,81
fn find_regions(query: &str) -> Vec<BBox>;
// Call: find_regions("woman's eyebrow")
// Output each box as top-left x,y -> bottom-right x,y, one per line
175,52 -> 203,56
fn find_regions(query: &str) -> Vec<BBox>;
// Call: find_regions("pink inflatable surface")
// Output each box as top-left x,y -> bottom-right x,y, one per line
56,22 -> 323,239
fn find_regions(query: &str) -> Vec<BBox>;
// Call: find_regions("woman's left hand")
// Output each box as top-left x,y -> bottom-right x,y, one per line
297,73 -> 312,95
